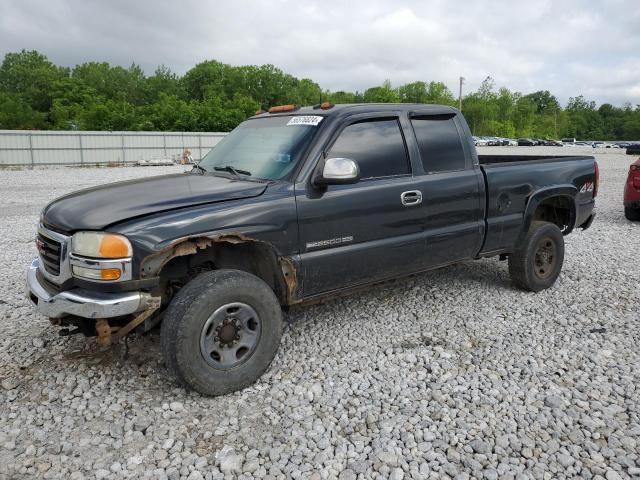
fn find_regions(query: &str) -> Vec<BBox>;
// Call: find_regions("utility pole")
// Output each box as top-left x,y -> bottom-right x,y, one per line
459,77 -> 465,112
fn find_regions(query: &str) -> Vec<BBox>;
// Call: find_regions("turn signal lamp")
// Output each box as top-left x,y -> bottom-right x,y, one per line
100,268 -> 122,280
72,266 -> 122,281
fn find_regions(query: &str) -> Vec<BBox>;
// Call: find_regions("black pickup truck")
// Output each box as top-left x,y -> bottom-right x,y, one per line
27,103 -> 597,395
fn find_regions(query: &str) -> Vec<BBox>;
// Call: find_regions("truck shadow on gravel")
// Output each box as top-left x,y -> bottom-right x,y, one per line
62,335 -> 161,368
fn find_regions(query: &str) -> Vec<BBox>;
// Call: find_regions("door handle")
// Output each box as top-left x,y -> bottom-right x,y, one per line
401,190 -> 422,206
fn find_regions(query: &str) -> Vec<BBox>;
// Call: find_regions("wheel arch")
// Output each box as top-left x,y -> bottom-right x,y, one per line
520,186 -> 578,240
141,234 -> 299,305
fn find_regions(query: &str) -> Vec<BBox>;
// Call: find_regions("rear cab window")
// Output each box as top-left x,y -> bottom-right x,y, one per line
410,115 -> 467,173
327,118 -> 410,179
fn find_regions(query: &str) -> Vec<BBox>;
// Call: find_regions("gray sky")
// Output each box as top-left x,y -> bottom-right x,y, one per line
2,0 -> 639,106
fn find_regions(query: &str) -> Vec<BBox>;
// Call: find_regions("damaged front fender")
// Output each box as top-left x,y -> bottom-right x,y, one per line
140,233 -> 301,304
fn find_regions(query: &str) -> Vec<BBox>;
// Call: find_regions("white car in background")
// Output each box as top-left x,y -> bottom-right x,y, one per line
473,136 -> 488,146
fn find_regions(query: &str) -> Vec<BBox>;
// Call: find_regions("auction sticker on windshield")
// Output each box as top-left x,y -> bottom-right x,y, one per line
287,116 -> 323,126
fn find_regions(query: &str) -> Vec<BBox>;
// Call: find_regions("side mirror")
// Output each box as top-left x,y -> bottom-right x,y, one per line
313,157 -> 360,186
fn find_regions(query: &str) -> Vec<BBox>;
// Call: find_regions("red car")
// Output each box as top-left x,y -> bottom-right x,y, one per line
624,157 -> 640,221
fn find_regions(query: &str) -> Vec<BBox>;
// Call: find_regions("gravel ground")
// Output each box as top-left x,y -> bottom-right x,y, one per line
0,148 -> 639,480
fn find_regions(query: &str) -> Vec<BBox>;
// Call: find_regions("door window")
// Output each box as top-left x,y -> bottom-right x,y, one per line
411,116 -> 466,173
327,119 -> 410,179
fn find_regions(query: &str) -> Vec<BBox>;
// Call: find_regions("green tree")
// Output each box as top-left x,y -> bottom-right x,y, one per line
0,91 -> 47,129
622,113 -> 640,139
0,50 -> 68,113
72,62 -> 147,105
523,90 -> 559,114
195,94 -> 259,131
363,80 -> 399,103
565,96 -> 604,139
181,60 -> 229,101
398,81 -> 428,103
425,81 -> 455,105
326,90 -> 362,103
290,78 -> 322,106
147,65 -> 180,102
141,93 -> 197,131
1,49 -> 638,138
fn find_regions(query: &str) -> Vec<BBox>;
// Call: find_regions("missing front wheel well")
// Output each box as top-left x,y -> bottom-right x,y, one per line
158,240 -> 293,305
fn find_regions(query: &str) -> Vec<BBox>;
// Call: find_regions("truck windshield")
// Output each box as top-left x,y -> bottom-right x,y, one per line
198,115 -> 322,180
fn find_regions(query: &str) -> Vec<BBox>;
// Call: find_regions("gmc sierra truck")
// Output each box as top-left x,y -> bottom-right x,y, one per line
26,103 -> 597,396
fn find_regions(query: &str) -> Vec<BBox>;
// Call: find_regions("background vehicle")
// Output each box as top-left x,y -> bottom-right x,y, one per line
26,103 -> 598,396
627,144 -> 640,155
517,138 -> 535,146
624,157 -> 640,220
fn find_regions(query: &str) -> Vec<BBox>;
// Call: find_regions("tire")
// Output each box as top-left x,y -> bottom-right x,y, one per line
508,221 -> 565,292
160,269 -> 282,396
625,207 -> 640,221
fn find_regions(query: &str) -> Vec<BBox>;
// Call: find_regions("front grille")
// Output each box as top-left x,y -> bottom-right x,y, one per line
37,233 -> 62,275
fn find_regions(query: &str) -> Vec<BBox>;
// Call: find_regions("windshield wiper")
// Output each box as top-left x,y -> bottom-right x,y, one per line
191,164 -> 207,174
213,165 -> 251,178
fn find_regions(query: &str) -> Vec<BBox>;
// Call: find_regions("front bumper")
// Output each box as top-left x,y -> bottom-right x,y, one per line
26,258 -> 155,319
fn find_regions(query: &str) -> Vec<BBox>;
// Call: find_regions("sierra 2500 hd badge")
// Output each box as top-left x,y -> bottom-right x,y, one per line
306,236 -> 354,250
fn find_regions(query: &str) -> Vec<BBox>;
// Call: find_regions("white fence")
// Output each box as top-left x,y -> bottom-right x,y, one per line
0,130 -> 228,167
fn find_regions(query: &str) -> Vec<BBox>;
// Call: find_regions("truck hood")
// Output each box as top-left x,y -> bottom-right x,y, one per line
42,173 -> 268,232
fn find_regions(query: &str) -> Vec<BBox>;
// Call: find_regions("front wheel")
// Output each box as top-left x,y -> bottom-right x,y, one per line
160,269 -> 283,396
508,221 -> 565,292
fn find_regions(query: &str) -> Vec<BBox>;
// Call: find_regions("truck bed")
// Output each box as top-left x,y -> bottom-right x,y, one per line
477,154 -> 597,255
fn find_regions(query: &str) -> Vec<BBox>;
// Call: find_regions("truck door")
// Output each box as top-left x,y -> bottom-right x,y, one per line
294,115 -> 429,296
408,114 -> 485,267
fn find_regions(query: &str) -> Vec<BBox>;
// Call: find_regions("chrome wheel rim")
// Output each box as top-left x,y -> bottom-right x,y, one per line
199,302 -> 261,369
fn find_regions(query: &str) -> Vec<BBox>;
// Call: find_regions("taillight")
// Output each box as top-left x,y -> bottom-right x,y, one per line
631,164 -> 640,189
593,160 -> 599,197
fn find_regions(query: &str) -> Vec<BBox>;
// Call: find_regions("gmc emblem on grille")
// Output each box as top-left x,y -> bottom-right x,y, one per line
36,238 -> 46,254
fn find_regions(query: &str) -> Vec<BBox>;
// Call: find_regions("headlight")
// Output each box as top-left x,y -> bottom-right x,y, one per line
70,232 -> 132,282
72,232 -> 132,258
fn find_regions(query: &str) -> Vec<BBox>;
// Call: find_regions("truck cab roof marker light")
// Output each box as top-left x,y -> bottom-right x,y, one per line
268,104 -> 298,113
313,102 -> 335,110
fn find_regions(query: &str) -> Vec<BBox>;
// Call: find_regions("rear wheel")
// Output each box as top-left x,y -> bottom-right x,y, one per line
625,206 -> 640,221
160,269 -> 282,396
508,221 -> 565,292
